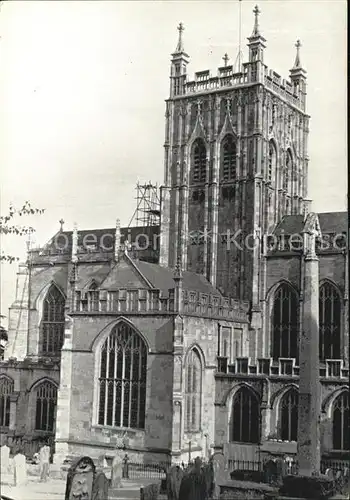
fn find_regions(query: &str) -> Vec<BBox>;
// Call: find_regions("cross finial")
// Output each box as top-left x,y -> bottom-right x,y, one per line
223,53 -> 230,66
252,5 -> 261,36
293,39 -> 302,68
175,22 -> 185,52
59,219 -> 65,232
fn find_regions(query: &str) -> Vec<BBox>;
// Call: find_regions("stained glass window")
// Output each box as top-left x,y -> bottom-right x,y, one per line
184,349 -> 202,432
35,381 -> 57,431
98,322 -> 147,429
333,392 -> 349,450
280,389 -> 298,441
0,376 -> 13,428
319,283 -> 341,360
272,284 -> 299,361
40,285 -> 65,355
230,388 -> 260,443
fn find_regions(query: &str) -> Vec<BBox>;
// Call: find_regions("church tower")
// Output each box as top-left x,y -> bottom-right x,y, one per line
159,5 -> 310,308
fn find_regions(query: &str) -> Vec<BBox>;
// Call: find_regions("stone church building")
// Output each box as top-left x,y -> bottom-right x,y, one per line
1,7 -> 348,467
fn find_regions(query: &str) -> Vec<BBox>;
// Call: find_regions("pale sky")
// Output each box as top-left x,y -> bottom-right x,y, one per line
0,0 -> 347,324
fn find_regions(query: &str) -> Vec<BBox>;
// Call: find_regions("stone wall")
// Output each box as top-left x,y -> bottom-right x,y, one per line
0,360 -> 59,445
55,314 -> 175,462
214,375 -> 348,462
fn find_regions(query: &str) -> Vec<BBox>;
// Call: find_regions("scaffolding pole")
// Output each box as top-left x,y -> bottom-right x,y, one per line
128,182 -> 160,228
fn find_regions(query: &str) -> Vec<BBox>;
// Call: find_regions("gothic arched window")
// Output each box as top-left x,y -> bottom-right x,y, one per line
272,284 -> 299,360
0,376 -> 14,428
35,381 -> 57,431
332,392 -> 349,450
40,285 -> 65,355
191,139 -> 207,184
319,282 -> 341,361
230,388 -> 260,443
221,135 -> 237,182
98,322 -> 147,429
184,348 -> 202,432
280,388 -> 298,441
87,282 -> 99,312
268,141 -> 277,183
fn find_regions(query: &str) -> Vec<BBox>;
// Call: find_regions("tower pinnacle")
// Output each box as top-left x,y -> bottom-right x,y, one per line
293,39 -> 302,68
222,53 -> 230,67
251,5 -> 261,37
175,22 -> 185,53
247,4 -> 266,64
170,22 -> 189,97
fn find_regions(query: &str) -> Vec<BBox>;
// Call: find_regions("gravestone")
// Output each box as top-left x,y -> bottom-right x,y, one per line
1,445 -> 10,473
13,452 -> 27,486
92,472 -> 109,500
325,468 -> 334,479
111,453 -> 123,489
335,470 -> 342,481
65,456 -> 95,500
284,455 -> 294,475
211,452 -> 226,498
275,457 -> 286,484
166,465 -> 184,500
178,457 -> 208,500
202,461 -> 214,499
264,459 -> 278,484
97,454 -> 108,469
122,453 -> 129,479
39,444 -> 51,482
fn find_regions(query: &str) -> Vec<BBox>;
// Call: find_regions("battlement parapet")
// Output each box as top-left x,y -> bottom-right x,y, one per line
185,67 -> 248,94
72,287 -> 250,322
182,290 -> 250,321
176,64 -> 305,111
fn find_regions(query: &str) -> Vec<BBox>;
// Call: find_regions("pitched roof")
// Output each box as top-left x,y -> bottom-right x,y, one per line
274,212 -> 347,236
44,225 -> 159,253
274,215 -> 304,236
36,226 -> 159,265
317,212 -> 347,234
100,256 -> 222,297
136,259 -> 222,296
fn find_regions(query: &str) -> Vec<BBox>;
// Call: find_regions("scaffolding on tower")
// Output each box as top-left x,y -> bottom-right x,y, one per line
128,182 -> 160,228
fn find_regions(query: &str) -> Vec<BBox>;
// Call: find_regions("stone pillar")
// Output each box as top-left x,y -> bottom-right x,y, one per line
174,265 -> 183,313
343,248 -> 349,366
173,184 -> 180,266
180,180 -> 189,271
297,250 -> 320,476
54,316 -> 74,465
203,157 -> 210,278
171,400 -> 182,456
159,186 -> 171,267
